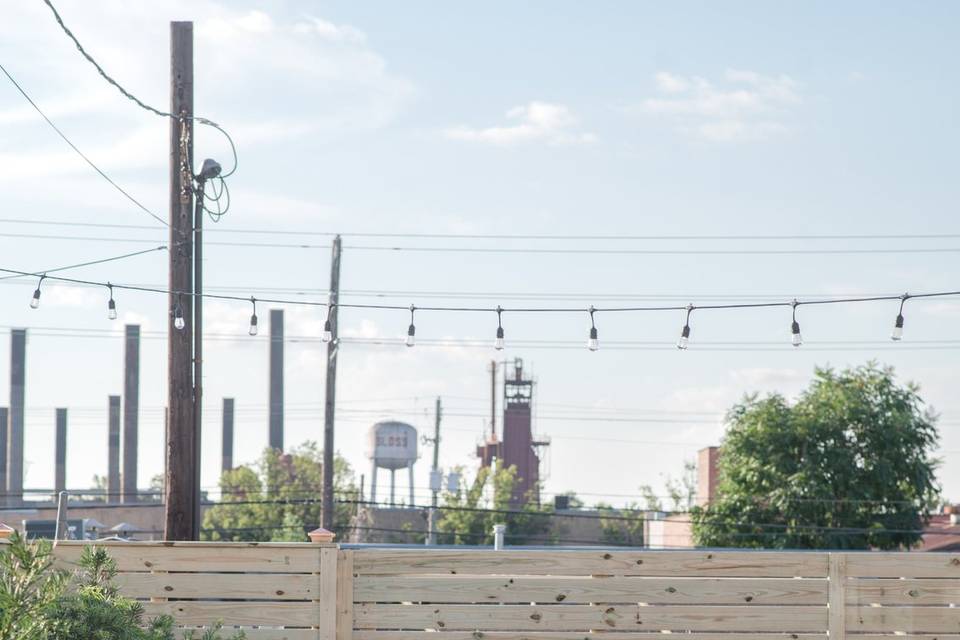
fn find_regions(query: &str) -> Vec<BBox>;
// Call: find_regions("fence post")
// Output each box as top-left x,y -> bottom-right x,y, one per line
336,550 -> 354,640
318,544 -> 339,640
828,553 -> 846,638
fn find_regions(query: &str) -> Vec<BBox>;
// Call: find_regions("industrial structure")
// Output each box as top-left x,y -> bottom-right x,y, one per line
367,420 -> 418,506
477,358 -> 550,505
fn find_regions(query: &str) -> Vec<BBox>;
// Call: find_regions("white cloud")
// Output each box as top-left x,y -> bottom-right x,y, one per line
641,69 -> 800,141
444,101 -> 596,146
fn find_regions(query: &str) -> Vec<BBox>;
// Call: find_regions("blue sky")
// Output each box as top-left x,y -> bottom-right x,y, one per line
1,1 -> 958,508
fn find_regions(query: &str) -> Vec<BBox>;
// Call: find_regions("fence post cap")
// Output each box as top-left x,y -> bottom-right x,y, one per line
0,523 -> 14,539
308,527 -> 336,543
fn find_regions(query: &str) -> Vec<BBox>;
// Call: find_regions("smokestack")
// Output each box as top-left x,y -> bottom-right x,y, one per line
697,446 -> 720,507
0,407 -> 7,498
122,324 -> 140,503
7,329 -> 26,507
222,398 -> 234,475
108,395 -> 121,501
55,408 -> 67,496
269,309 -> 284,451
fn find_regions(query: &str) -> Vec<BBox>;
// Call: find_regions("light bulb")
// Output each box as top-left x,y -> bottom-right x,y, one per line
677,324 -> 690,350
322,319 -> 332,343
587,327 -> 599,351
108,298 -> 117,320
406,323 -> 416,348
791,321 -> 802,347
249,313 -> 258,336
494,326 -> 505,351
891,313 -> 904,341
30,288 -> 41,309
174,315 -> 185,331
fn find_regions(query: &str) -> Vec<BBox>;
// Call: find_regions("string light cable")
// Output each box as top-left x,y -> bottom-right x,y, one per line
1,265 -> 959,347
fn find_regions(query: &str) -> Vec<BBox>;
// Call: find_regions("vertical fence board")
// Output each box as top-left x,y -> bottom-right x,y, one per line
319,546 -> 339,640
828,553 -> 846,638
337,550 -> 354,640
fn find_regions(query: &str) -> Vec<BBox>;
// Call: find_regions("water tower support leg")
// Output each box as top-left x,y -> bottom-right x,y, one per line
390,469 -> 396,507
369,461 -> 377,504
408,464 -> 415,509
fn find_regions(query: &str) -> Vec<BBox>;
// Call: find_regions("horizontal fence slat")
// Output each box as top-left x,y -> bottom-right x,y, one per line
353,633 -> 829,640
177,629 -> 318,640
847,606 -> 960,633
355,603 -> 827,632
54,542 -> 321,573
115,572 -> 319,600
354,575 -> 828,605
848,577 -> 960,605
352,550 -> 828,577
843,553 -> 960,578
144,601 -> 319,627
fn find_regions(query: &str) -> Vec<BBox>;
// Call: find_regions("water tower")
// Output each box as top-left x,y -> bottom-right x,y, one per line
368,421 -> 418,507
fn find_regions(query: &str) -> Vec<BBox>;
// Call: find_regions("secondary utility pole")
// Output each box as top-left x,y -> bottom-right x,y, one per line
165,20 -> 196,541
321,235 -> 342,530
426,397 -> 442,545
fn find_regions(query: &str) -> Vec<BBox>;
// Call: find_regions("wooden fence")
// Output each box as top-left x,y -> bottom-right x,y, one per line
49,542 -> 960,639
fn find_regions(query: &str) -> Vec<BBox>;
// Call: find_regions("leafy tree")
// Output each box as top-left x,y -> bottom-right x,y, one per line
692,364 -> 940,550
202,443 -> 359,542
596,502 -> 645,546
437,465 -> 553,545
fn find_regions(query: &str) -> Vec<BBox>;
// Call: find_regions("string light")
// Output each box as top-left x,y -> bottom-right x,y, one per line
892,293 -> 909,341
173,294 -> 185,331
791,299 -> 802,347
322,305 -> 333,343
587,306 -> 599,351
406,305 -> 416,348
106,283 -> 117,320
30,274 -> 45,309
248,297 -> 258,336
677,304 -> 694,350
494,305 -> 505,350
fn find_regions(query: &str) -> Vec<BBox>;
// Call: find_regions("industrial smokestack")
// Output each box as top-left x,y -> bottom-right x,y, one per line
0,407 -> 7,498
222,398 -> 234,475
108,395 -> 121,501
122,324 -> 140,503
7,329 -> 26,507
55,408 -> 67,497
269,309 -> 284,451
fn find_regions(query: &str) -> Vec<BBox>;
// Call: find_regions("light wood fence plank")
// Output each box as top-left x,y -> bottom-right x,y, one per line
849,577 -> 960,605
847,606 -> 960,633
828,554 -> 845,640
353,550 -> 828,578
353,633 -> 830,640
337,550 -> 354,640
176,629 -> 318,640
354,604 -> 827,633
843,552 -> 960,578
54,542 -> 321,573
144,601 -> 319,627
319,547 -> 339,640
354,575 -> 827,605
116,572 -> 318,600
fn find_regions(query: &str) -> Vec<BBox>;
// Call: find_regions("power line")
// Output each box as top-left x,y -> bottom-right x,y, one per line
0,61 -> 167,227
0,245 -> 167,282
41,0 -> 237,178
344,244 -> 960,256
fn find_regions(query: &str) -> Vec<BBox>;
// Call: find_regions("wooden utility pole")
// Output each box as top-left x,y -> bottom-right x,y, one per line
321,235 -> 342,530
165,21 -> 196,541
427,397 -> 442,545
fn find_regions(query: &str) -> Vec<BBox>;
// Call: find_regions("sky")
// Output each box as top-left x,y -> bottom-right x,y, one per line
0,1 -> 958,509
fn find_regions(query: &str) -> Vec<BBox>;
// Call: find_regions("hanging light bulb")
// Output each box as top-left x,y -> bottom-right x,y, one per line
791,299 -> 802,347
494,306 -> 505,350
30,274 -> 45,309
892,293 -> 908,341
173,294 -> 185,331
587,306 -> 599,351
322,305 -> 333,343
406,305 -> 416,347
677,304 -> 694,350
248,297 -> 259,336
107,283 -> 117,320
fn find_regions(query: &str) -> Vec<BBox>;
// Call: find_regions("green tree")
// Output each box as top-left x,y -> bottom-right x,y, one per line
0,533 -> 67,640
437,465 -> 553,545
596,502 -> 645,546
202,443 -> 358,542
692,364 -> 941,550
